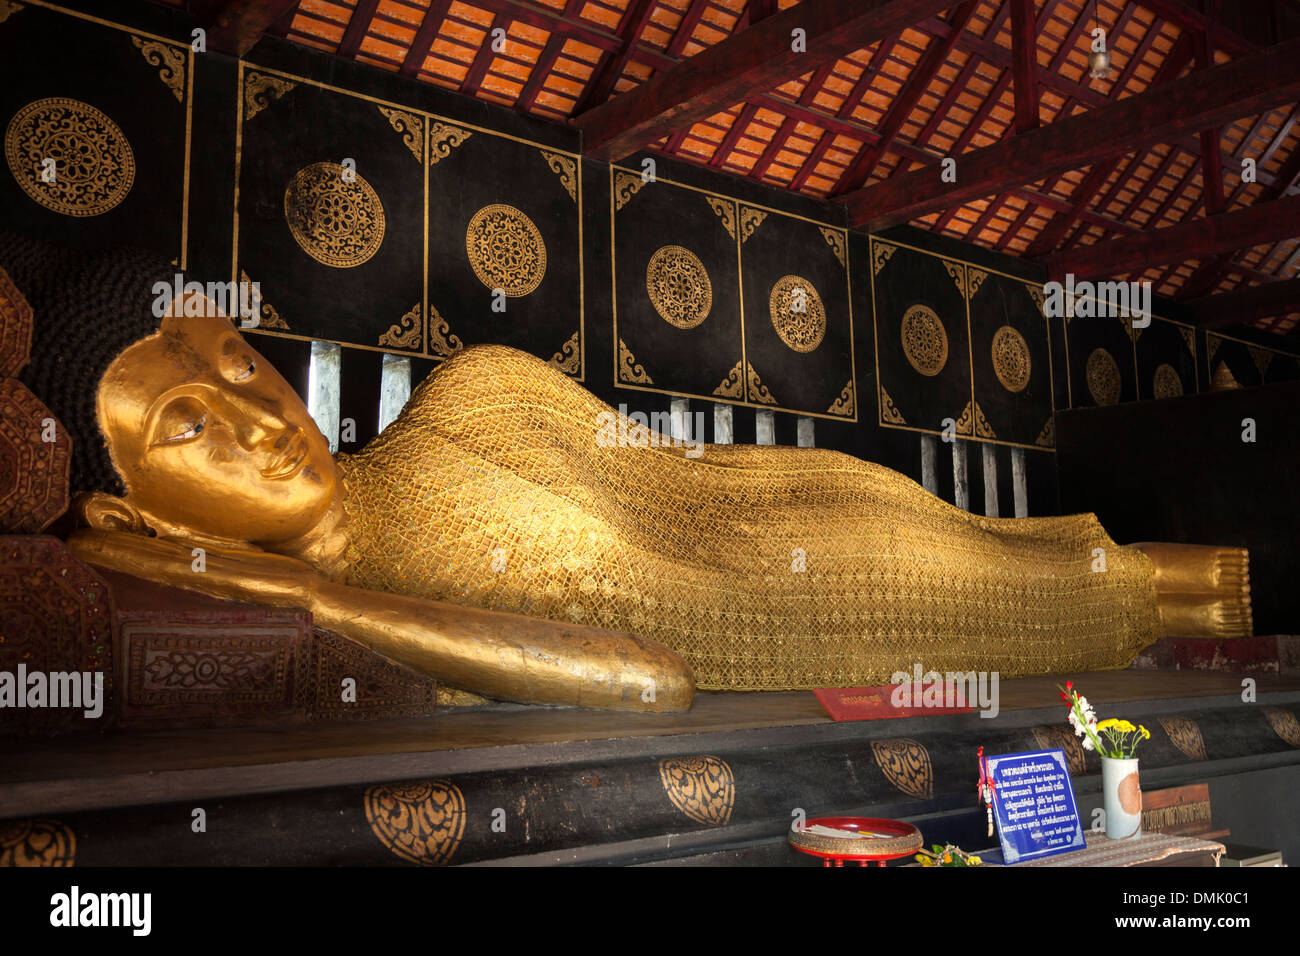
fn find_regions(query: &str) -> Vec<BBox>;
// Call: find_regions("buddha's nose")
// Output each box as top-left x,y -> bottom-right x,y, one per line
215,390 -> 287,450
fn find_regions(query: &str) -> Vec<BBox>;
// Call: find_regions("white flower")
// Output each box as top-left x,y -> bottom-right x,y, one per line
1081,735 -> 1094,751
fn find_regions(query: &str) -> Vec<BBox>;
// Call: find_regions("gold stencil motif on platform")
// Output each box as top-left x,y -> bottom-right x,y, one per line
364,780 -> 466,866
5,98 -> 134,217
901,304 -> 948,376
0,818 -> 75,867
872,739 -> 932,799
284,162 -> 386,269
1262,707 -> 1300,748
659,756 -> 735,826
738,206 -> 766,242
1032,725 -> 1085,775
428,303 -> 462,358
769,275 -> 825,353
646,245 -> 711,329
466,204 -> 546,297
1158,715 -> 1207,761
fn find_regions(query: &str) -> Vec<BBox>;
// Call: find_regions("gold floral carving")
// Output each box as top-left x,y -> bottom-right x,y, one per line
819,226 -> 846,268
1027,284 -> 1046,314
130,36 -> 186,103
973,400 -> 995,439
1152,363 -> 1183,399
284,161 -> 386,269
944,261 -> 966,298
646,245 -> 711,329
658,756 -> 735,827
378,107 -> 424,163
539,150 -> 577,201
1158,715 -> 1207,762
828,381 -> 855,417
239,270 -> 289,329
0,2 -> 23,26
991,325 -> 1031,393
613,170 -> 645,210
428,303 -> 462,358
747,362 -> 776,405
0,818 -> 75,866
1177,325 -> 1195,355
738,205 -> 767,242
872,240 -> 897,276
871,738 -> 932,799
428,122 -> 471,165
1085,347 -> 1121,406
618,338 -> 652,384
363,780 -> 466,866
465,204 -> 547,296
879,385 -> 905,424
769,275 -> 825,353
1248,346 -> 1273,380
712,360 -> 744,399
548,330 -> 580,375
967,268 -> 988,297
4,97 -> 135,217
706,196 -> 736,239
1032,725 -> 1086,775
1262,706 -> 1300,748
900,304 -> 948,377
1206,333 -> 1222,368
380,303 -> 422,350
243,70 -> 295,120
954,401 -> 975,436
1035,416 -> 1056,449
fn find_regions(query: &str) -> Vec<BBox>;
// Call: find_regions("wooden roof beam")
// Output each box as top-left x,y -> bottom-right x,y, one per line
192,0 -> 298,56
1187,276 -> 1300,329
1009,0 -> 1038,134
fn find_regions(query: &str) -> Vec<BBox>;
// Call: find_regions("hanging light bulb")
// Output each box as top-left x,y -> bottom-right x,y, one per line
1088,0 -> 1111,79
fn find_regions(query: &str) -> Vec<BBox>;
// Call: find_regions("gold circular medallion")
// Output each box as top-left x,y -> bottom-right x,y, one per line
991,325 -> 1031,393
646,245 -> 712,329
465,203 -> 547,296
5,98 -> 135,217
284,161 -> 386,268
900,304 -> 948,377
769,275 -> 825,352
1086,348 -> 1122,405
1152,363 -> 1183,399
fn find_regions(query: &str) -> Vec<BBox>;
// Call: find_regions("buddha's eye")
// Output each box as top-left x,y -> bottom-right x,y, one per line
220,338 -> 257,383
231,359 -> 255,382
152,396 -> 208,446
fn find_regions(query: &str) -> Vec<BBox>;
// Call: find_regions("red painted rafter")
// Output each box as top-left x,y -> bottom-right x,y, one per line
401,0 -> 453,76
573,0 -> 658,114
1188,276 -> 1300,329
1009,0 -> 1038,133
337,0 -> 379,59
460,13 -> 508,94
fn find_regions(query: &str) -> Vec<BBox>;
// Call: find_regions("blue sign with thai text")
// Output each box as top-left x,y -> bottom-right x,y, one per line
988,748 -> 1085,864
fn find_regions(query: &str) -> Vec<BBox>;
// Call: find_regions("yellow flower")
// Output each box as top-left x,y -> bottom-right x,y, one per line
1099,718 -> 1136,733
1139,725 -> 1150,739
1097,718 -> 1120,731
967,856 -> 982,866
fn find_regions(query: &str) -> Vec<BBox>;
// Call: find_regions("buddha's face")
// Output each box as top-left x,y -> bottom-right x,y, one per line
98,308 -> 337,545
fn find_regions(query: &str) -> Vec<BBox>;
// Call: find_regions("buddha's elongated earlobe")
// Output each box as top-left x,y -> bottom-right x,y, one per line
74,491 -> 151,534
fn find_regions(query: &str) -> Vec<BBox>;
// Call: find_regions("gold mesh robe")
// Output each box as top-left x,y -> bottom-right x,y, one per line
336,345 -> 1161,690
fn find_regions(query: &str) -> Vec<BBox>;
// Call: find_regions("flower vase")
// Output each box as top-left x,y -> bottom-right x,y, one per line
1101,756 -> 1142,840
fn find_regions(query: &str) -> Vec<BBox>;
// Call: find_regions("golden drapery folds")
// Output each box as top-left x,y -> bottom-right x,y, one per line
338,346 -> 1162,691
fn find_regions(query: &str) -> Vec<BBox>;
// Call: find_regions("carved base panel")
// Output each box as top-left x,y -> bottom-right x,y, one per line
1130,635 -> 1300,676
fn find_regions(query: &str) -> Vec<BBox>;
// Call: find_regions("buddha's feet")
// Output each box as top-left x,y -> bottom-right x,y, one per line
1131,542 -> 1252,639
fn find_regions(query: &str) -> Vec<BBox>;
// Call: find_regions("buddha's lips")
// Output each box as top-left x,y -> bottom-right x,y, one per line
262,430 -> 307,479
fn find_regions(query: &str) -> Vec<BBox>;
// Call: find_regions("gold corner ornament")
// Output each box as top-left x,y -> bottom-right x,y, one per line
1152,363 -> 1183,399
243,70 -> 295,121
646,245 -> 711,329
973,401 -> 995,439
819,226 -> 846,268
706,196 -> 736,240
658,756 -> 735,827
428,303 -> 462,358
540,150 -> 577,202
967,268 -> 988,298
1248,346 -> 1273,380
1123,315 -> 1144,344
991,325 -> 1031,393
1035,416 -> 1055,449
239,270 -> 288,329
872,240 -> 897,276
879,385 -> 905,424
0,2 -> 24,26
1205,332 -> 1222,368
5,97 -> 135,218
746,361 -> 776,405
1177,325 -> 1195,356
428,122 -> 472,166
954,400 -> 976,437
284,161 -> 386,269
871,738 -> 932,799
130,36 -> 186,103
0,818 -> 76,866
945,261 -> 966,298
900,304 -> 948,377
1086,347 -> 1121,406
378,107 -> 424,164
618,338 -> 652,384
738,205 -> 766,242
1026,283 -> 1046,315
380,303 -> 422,351
769,275 -> 825,353
613,170 -> 645,211
1157,715 -> 1207,762
363,780 -> 466,866
548,330 -> 580,375
465,204 -> 546,297
712,361 -> 744,399
827,381 -> 854,417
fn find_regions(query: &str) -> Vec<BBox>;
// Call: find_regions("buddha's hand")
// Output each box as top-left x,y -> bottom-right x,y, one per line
66,528 -> 320,610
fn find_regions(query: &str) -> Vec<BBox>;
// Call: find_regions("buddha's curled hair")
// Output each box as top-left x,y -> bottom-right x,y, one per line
0,231 -> 172,496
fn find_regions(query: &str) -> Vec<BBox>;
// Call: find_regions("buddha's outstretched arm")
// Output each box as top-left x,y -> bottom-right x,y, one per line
66,528 -> 695,712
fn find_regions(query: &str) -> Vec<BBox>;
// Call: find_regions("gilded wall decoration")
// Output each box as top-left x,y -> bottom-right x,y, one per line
239,270 -> 289,329
0,265 -> 33,376
879,385 -> 905,424
645,244 -> 712,329
284,161 -> 387,269
712,360 -> 744,399
379,303 -> 422,350
363,780 -> 466,866
1035,416 -> 1056,448
0,1 -> 23,26
130,36 -> 186,103
872,240 -> 897,275
900,304 -> 948,377
1031,725 -> 1086,775
548,330 -> 580,375
1178,325 -> 1195,355
738,205 -> 767,242
1211,360 -> 1241,390
428,303 -> 462,358
828,381 -> 854,417
768,275 -> 825,353
378,106 -> 424,163
746,361 -> 776,405
428,121 -> 471,165
1206,333 -> 1222,368
1158,715 -> 1208,762
613,170 -> 646,210
658,756 -> 735,827
618,338 -> 652,384
243,70 -> 295,120
465,203 -> 547,296
1249,346 -> 1273,380
1124,315 -> 1144,344
967,268 -> 988,297
706,196 -> 736,239
1262,706 -> 1300,748
871,738 -> 933,799
539,150 -> 576,201
957,400 -> 995,439
991,325 -> 1031,393
944,261 -> 966,297
1085,347 -> 1122,406
1152,362 -> 1183,399
1027,285 -> 1046,314
0,818 -> 75,867
818,226 -> 846,268
5,97 -> 135,217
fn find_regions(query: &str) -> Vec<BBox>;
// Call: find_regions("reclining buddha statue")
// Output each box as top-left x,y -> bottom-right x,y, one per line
3,234 -> 1252,713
